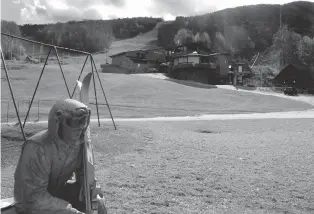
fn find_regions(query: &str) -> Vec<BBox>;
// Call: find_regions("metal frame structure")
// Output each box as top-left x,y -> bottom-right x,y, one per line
1,32 -> 117,141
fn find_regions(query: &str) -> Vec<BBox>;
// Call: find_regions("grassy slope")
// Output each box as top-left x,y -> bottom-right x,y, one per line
1,62 -> 313,123
2,119 -> 314,213
93,21 -> 166,65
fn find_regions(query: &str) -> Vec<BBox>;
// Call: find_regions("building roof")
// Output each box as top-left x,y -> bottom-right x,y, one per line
171,52 -> 230,59
275,63 -> 310,78
273,63 -> 314,87
109,51 -> 128,58
165,42 -> 212,52
109,47 -> 165,58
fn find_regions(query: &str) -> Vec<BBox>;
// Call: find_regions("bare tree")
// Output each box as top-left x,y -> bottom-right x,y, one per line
272,25 -> 301,66
1,20 -> 26,59
297,36 -> 314,66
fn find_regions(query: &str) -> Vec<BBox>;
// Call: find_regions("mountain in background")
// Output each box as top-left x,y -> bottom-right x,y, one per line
1,17 -> 163,54
2,1 -> 314,62
19,17 -> 163,41
157,1 -> 314,60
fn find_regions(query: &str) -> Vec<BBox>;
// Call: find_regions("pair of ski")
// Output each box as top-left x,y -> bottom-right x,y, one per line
77,72 -> 103,214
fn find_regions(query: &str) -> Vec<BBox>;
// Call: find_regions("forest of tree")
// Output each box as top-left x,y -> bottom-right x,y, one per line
270,24 -> 314,67
1,20 -> 26,59
1,17 -> 163,54
19,17 -> 162,47
28,20 -> 114,53
157,1 -> 314,64
19,17 -> 162,40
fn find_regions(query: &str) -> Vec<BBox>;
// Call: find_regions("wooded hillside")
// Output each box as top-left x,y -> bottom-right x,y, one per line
157,1 -> 314,62
4,17 -> 163,53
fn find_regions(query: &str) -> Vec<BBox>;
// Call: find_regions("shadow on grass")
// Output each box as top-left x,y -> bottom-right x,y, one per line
100,64 -> 131,74
166,79 -> 217,89
236,85 -> 258,91
196,129 -> 219,134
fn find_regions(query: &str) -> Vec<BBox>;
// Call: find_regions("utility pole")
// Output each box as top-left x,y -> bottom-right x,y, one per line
32,43 -> 34,64
279,4 -> 283,69
260,70 -> 263,87
280,5 -> 282,28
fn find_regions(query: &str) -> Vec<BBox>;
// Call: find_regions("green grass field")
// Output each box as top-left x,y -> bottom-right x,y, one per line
2,61 -> 313,123
2,119 -> 314,213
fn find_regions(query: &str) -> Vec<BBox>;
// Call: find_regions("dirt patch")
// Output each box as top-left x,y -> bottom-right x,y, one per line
101,64 -> 131,74
1,130 -> 36,141
1,76 -> 28,82
2,64 -> 29,70
196,129 -> 218,134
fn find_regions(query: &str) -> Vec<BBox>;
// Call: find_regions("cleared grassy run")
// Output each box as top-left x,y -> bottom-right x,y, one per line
2,119 -> 314,213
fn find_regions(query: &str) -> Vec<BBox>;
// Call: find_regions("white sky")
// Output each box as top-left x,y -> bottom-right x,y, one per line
1,0 -> 312,24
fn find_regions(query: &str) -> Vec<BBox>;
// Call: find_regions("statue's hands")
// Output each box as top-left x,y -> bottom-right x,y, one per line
66,204 -> 84,214
79,182 -> 103,201
91,184 -> 103,199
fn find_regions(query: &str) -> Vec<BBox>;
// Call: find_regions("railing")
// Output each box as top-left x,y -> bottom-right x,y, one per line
1,95 -> 110,124
1,98 -> 79,123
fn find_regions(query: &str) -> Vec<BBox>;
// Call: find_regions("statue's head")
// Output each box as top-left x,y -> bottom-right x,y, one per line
48,98 -> 91,144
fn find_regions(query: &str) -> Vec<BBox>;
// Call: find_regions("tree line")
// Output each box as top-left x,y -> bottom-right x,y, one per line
271,24 -> 314,67
32,20 -> 113,53
1,17 -> 162,58
1,20 -> 26,59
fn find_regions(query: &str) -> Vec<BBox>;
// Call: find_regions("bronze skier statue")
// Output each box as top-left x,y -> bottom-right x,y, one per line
13,98 -> 107,214
10,73 -> 108,214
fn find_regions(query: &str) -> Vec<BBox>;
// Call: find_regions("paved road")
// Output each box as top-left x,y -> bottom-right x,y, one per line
3,108 -> 314,126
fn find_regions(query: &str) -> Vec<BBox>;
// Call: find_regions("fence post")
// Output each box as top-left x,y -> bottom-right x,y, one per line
7,101 -> 9,123
28,100 -> 31,121
37,100 -> 40,121
17,100 -> 20,115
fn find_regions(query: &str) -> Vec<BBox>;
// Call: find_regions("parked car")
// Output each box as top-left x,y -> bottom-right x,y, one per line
308,89 -> 314,95
284,87 -> 298,96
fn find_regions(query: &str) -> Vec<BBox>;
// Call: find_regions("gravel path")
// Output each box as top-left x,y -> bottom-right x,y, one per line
216,85 -> 314,106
